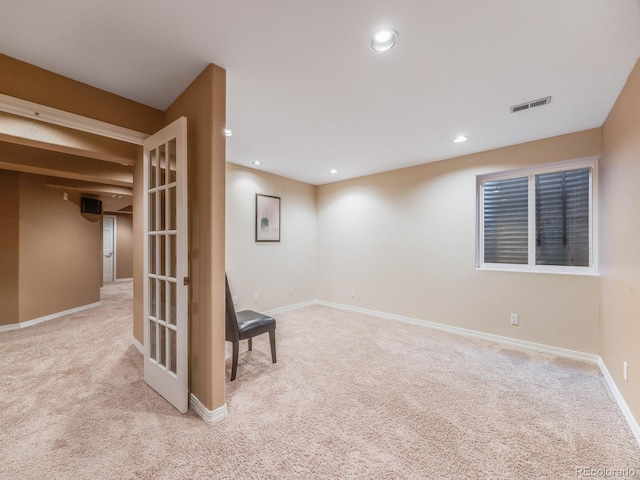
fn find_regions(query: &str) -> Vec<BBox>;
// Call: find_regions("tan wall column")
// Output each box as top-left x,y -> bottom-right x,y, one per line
164,64 -> 227,412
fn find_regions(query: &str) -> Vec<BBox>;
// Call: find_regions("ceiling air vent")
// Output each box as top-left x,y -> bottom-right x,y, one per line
510,96 -> 552,113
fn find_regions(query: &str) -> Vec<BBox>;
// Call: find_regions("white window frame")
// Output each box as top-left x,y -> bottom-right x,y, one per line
476,156 -> 599,276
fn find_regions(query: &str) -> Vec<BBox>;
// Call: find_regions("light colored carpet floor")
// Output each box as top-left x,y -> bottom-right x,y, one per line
1,282 -> 638,479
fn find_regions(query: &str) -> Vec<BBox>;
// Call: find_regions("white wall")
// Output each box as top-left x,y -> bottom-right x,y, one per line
316,129 -> 602,354
226,163 -> 317,311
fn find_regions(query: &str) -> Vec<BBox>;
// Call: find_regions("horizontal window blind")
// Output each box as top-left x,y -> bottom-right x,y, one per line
535,168 -> 590,266
483,176 -> 528,264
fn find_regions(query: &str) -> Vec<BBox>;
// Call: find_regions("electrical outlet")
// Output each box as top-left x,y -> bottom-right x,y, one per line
510,313 -> 519,326
350,289 -> 356,298
624,362 -> 628,382
253,294 -> 259,303
233,295 -> 238,306
289,286 -> 293,295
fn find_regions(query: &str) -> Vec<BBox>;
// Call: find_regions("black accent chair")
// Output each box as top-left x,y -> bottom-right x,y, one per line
225,276 -> 277,381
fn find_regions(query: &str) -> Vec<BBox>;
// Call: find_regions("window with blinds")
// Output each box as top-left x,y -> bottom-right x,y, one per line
478,159 -> 596,273
535,168 -> 590,267
483,177 -> 528,264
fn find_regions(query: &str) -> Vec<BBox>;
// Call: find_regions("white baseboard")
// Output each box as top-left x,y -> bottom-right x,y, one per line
130,339 -> 228,424
131,337 -> 144,354
114,278 -> 133,283
0,301 -> 101,333
314,300 -> 600,364
264,300 -> 318,315
190,394 -> 227,423
598,358 -> 640,446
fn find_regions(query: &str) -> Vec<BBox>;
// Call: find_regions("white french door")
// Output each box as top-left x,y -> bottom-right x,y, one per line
143,117 -> 189,413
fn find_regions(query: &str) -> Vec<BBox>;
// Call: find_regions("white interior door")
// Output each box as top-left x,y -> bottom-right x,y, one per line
143,117 -> 189,413
103,215 -> 115,283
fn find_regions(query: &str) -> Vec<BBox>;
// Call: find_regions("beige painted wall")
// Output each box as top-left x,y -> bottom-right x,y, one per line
226,164 -> 317,311
133,152 -> 144,344
0,170 -> 20,326
600,58 -> 640,423
317,129 -> 602,354
18,173 -> 102,322
114,213 -> 133,280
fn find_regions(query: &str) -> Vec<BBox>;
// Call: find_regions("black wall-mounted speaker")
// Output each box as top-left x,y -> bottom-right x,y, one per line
81,197 -> 103,215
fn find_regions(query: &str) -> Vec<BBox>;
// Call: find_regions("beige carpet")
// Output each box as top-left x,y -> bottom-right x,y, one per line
1,282 -> 638,479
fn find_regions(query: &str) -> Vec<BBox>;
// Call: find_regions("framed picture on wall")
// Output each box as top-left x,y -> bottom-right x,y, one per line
255,194 -> 281,242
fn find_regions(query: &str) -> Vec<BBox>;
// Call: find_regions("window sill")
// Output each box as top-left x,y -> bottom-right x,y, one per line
477,265 -> 600,277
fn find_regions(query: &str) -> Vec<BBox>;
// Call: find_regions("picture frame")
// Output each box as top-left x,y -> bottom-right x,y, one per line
255,194 -> 281,242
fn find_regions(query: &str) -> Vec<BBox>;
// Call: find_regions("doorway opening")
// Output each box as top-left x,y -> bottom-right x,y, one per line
103,215 -> 116,283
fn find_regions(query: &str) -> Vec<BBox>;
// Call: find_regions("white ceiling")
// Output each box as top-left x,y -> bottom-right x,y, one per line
1,1 -> 639,185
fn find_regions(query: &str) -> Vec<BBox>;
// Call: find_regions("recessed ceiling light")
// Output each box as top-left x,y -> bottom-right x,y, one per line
252,160 -> 263,166
453,135 -> 469,143
329,169 -> 338,174
224,129 -> 234,137
371,29 -> 398,52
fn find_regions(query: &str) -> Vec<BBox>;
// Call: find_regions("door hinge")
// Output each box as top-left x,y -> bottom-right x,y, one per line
183,277 -> 190,286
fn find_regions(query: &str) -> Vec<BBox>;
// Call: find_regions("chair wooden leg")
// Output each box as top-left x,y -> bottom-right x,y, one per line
248,337 -> 252,351
231,340 -> 239,381
268,330 -> 276,363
